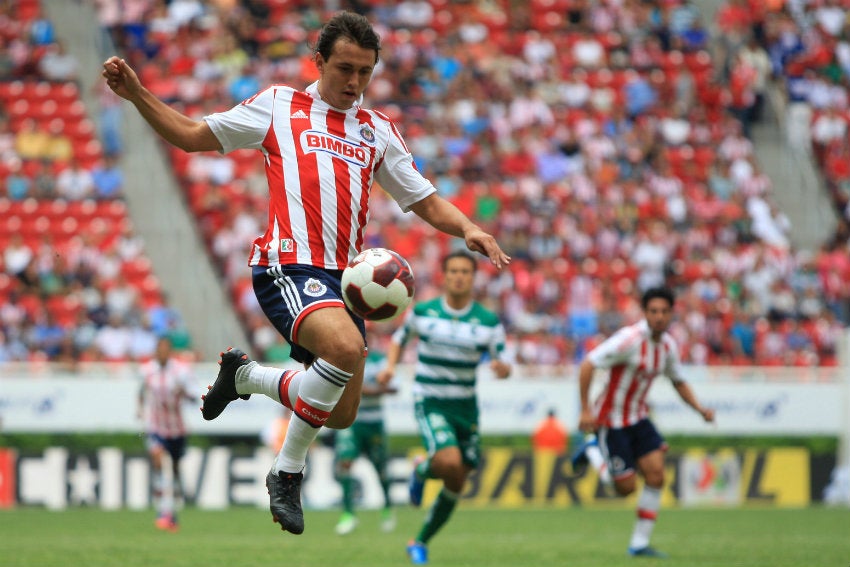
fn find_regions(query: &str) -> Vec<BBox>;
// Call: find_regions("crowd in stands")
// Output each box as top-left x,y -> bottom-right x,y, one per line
2,0 -> 849,370
766,0 -> 850,242
0,0 -> 191,365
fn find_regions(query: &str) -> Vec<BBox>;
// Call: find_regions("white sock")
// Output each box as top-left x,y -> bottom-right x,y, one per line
235,361 -> 282,402
157,470 -> 174,516
586,444 -> 612,485
274,358 -> 351,473
629,485 -> 661,549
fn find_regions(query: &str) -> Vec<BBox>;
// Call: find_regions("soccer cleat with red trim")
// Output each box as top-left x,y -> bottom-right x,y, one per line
201,348 -> 252,421
266,470 -> 305,534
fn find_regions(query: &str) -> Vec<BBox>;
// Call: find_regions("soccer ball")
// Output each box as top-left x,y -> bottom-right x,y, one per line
341,248 -> 415,321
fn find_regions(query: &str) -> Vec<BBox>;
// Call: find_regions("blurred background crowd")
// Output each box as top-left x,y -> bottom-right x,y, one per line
1,0 -> 849,371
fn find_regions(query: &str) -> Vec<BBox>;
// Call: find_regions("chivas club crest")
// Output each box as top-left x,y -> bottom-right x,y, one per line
303,278 -> 327,297
359,124 -> 375,144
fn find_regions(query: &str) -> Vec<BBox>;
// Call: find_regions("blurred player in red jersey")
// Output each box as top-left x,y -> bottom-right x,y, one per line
572,287 -> 715,558
104,11 -> 510,536
137,337 -> 196,532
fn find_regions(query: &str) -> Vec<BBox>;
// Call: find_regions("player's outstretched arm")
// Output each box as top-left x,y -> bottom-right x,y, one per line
673,381 -> 715,423
102,56 -> 222,153
409,194 -> 511,269
376,340 -> 403,385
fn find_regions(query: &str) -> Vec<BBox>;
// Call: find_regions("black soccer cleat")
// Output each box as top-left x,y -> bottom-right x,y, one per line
266,470 -> 305,534
200,347 -> 252,421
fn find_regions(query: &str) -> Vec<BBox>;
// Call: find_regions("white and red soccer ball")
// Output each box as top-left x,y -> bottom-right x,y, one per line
341,248 -> 415,321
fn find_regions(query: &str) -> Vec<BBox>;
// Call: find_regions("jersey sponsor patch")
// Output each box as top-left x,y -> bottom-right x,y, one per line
280,238 -> 294,253
300,130 -> 369,167
303,277 -> 328,297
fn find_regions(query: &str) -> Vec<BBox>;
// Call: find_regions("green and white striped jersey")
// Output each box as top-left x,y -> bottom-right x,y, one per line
392,296 -> 506,400
356,351 -> 386,423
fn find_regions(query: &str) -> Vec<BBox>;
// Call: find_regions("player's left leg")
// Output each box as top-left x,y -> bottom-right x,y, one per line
627,420 -> 669,557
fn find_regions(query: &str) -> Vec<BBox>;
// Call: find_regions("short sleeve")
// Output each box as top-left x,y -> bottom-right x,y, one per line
204,87 -> 276,154
373,121 -> 436,211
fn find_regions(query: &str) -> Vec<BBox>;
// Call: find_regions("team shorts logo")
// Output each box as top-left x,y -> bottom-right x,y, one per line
611,456 -> 626,475
303,278 -> 328,297
300,130 -> 369,167
359,124 -> 375,144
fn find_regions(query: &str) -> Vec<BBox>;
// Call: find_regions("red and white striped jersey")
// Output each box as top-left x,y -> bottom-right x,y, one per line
139,358 -> 194,438
586,319 -> 685,428
204,81 -> 436,270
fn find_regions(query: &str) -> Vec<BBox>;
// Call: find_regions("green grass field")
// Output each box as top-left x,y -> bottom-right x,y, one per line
1,506 -> 848,567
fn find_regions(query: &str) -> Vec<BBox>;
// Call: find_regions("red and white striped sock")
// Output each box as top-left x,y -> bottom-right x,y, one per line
629,485 -> 661,549
273,359 -> 351,473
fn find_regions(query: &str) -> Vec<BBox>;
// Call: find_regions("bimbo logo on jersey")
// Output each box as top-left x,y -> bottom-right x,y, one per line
300,130 -> 368,167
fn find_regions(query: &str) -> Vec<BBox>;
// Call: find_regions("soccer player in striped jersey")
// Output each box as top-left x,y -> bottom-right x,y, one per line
137,337 -> 196,532
574,287 -> 715,558
377,251 -> 512,565
103,11 -> 509,536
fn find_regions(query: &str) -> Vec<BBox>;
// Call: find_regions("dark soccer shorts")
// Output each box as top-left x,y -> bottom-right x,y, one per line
600,418 -> 667,480
252,264 -> 366,365
146,434 -> 186,462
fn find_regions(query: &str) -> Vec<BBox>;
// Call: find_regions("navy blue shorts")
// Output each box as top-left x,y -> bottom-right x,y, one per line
600,418 -> 666,480
252,264 -> 366,365
146,434 -> 186,462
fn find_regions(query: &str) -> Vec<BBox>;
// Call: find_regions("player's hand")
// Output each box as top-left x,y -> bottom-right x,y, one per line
490,359 -> 511,379
464,227 -> 511,270
700,407 -> 715,423
376,368 -> 394,385
578,407 -> 597,433
102,56 -> 143,101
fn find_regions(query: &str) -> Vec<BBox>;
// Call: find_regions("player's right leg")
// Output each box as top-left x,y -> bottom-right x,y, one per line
628,421 -> 668,556
265,308 -> 364,534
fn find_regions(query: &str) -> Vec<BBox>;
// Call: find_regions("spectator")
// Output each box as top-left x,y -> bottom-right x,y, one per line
93,313 -> 132,361
31,158 -> 58,198
38,41 -> 79,82
14,118 -> 51,161
532,408 -> 569,455
44,119 -> 74,163
91,153 -> 125,199
4,159 -> 31,200
4,234 -> 34,282
56,157 -> 95,200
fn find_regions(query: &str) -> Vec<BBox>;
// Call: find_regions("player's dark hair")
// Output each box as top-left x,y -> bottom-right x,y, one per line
641,287 -> 675,309
315,11 -> 381,63
442,250 -> 477,272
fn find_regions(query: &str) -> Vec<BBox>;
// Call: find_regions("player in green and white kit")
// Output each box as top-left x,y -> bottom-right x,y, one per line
334,349 -> 397,535
378,250 -> 511,565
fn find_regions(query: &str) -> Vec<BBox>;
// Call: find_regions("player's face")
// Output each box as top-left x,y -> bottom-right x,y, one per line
443,257 -> 475,299
315,38 -> 376,110
644,297 -> 673,337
